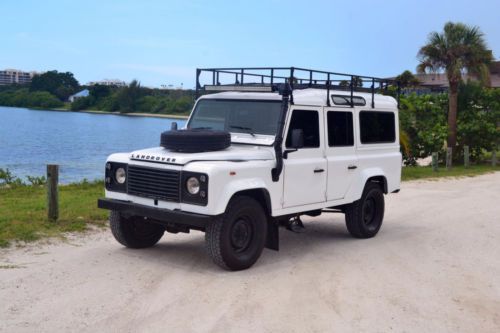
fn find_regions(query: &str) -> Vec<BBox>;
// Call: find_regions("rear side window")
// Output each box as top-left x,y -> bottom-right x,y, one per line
359,111 -> 395,144
285,110 -> 320,148
327,111 -> 354,147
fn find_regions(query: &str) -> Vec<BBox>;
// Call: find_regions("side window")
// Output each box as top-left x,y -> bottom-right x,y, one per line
359,111 -> 396,144
285,109 -> 320,148
327,111 -> 354,147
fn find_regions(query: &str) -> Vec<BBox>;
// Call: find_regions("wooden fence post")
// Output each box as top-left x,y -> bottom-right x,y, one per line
47,164 -> 59,221
493,150 -> 497,167
432,152 -> 438,172
446,147 -> 453,170
464,145 -> 469,168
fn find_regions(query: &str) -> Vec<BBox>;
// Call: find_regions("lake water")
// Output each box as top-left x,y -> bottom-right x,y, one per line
0,106 -> 186,183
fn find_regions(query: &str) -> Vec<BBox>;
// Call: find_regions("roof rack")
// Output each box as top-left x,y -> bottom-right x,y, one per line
195,67 -> 401,108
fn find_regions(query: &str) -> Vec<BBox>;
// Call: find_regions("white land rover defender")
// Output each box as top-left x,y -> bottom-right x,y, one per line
98,67 -> 402,271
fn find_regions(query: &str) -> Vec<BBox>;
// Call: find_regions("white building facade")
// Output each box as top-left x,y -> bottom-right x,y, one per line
87,79 -> 127,87
0,69 -> 40,85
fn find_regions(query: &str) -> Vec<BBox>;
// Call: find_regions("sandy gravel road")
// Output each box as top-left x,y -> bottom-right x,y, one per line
1,173 -> 499,333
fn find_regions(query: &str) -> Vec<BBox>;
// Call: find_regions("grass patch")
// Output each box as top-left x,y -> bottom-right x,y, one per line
0,180 -> 107,247
402,164 -> 499,181
0,165 -> 498,247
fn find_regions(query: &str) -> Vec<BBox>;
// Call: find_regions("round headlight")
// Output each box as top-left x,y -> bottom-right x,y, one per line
186,177 -> 200,195
115,167 -> 126,184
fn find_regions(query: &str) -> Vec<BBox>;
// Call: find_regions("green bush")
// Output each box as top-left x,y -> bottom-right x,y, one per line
0,169 -> 47,187
456,82 -> 500,160
0,168 -> 24,187
96,94 -> 120,111
137,95 -> 161,113
399,93 -> 448,164
71,96 -> 95,111
0,89 -> 63,108
26,175 -> 47,186
30,70 -> 80,101
68,82 -> 194,115
399,83 -> 499,164
27,91 -> 64,108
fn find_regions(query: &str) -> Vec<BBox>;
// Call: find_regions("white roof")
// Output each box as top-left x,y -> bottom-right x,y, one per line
200,88 -> 398,109
70,89 -> 90,98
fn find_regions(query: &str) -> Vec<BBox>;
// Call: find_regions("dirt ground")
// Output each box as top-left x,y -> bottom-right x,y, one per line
1,173 -> 499,333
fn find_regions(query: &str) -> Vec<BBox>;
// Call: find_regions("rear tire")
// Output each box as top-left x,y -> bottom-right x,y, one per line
110,211 -> 165,248
345,182 -> 385,238
205,196 -> 267,271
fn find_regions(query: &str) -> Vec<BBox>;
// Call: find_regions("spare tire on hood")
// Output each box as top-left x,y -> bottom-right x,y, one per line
160,129 -> 231,153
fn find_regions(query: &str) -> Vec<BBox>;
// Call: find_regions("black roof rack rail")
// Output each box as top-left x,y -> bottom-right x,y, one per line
194,67 -> 401,184
195,67 -> 400,108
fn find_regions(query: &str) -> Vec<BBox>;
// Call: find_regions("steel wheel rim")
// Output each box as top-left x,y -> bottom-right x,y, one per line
230,218 -> 253,253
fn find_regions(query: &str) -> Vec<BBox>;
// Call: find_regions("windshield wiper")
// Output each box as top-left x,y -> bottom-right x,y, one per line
191,126 -> 212,130
230,126 -> 256,137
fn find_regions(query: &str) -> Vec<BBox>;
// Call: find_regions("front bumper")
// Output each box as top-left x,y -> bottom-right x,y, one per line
97,198 -> 215,229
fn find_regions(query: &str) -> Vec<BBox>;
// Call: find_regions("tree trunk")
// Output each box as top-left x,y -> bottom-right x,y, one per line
447,82 -> 459,149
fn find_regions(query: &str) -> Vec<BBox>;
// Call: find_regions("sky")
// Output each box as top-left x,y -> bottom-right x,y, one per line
1,0 -> 499,89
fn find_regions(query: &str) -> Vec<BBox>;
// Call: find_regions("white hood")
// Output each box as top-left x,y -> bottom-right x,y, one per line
129,145 -> 274,165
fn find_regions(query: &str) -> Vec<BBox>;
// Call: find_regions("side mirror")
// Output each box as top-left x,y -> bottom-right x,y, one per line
291,129 -> 304,149
171,122 -> 178,131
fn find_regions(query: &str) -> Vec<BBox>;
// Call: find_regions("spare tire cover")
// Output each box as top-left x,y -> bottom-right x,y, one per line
160,129 -> 231,153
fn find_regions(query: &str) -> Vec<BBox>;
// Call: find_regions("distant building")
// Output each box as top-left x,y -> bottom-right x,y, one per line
68,89 -> 90,102
0,69 -> 40,85
389,61 -> 500,93
160,83 -> 184,90
87,79 -> 127,87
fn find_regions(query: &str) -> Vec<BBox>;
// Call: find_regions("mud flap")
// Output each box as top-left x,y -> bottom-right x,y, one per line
265,219 -> 279,251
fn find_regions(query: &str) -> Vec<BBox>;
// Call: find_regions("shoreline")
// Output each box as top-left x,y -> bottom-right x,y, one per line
49,107 -> 190,119
1,105 -> 189,120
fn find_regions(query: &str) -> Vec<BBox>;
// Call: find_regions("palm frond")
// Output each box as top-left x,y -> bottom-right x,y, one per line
417,21 -> 492,83
399,129 -> 411,156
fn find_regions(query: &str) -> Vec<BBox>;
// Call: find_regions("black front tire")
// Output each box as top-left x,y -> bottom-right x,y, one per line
345,182 -> 385,238
109,211 -> 165,248
205,196 -> 267,271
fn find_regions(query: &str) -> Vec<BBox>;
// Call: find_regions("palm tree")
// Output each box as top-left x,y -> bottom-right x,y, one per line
338,77 -> 363,89
351,76 -> 363,88
399,129 -> 411,156
395,70 -> 420,88
339,80 -> 350,88
417,22 -> 493,149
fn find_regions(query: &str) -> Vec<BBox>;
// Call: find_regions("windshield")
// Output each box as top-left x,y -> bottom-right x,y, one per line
188,99 -> 282,136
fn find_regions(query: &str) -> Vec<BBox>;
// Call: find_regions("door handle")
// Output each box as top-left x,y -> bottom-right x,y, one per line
314,168 -> 325,173
347,165 -> 358,170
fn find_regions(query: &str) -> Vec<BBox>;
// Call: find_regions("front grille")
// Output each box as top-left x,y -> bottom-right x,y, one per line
127,165 -> 180,202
